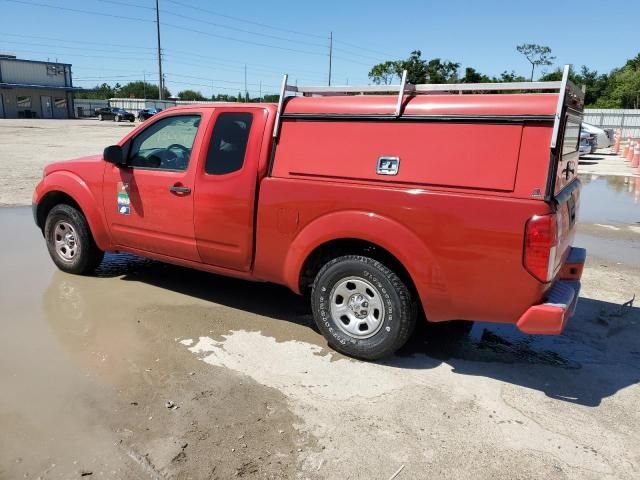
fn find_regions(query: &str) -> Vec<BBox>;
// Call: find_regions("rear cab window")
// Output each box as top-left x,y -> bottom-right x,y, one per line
205,112 -> 253,175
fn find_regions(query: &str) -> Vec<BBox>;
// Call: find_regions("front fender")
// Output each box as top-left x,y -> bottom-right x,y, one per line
282,210 -> 451,320
35,170 -> 113,251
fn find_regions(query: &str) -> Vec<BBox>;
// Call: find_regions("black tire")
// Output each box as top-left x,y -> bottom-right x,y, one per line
44,204 -> 104,275
129,117 -> 134,123
311,255 -> 416,360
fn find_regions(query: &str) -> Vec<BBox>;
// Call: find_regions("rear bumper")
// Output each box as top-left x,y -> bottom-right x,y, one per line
516,247 -> 586,335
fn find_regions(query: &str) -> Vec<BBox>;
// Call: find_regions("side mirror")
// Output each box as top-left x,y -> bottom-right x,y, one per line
103,145 -> 125,166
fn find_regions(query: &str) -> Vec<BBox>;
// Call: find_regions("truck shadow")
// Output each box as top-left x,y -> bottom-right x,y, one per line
48,253 -> 640,408
389,297 -> 640,407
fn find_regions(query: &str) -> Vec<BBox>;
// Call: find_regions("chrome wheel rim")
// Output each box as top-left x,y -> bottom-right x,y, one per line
53,221 -> 79,262
329,276 -> 385,339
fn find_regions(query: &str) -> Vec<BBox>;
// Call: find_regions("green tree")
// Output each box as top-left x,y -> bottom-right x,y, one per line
177,89 -> 206,101
397,50 -> 428,84
494,70 -> 527,82
591,54 -> 640,108
212,93 -> 236,101
118,81 -> 170,100
75,82 -> 115,99
539,66 -> 610,106
516,43 -> 556,80
461,67 -> 491,83
368,60 -> 400,85
425,58 -> 461,83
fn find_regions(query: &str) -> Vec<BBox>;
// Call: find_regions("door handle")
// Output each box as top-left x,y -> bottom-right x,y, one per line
169,185 -> 191,194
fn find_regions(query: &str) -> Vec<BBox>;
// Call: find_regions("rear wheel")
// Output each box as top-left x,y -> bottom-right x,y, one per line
98,114 -> 103,121
44,204 -> 104,275
311,255 -> 416,360
114,115 -> 120,122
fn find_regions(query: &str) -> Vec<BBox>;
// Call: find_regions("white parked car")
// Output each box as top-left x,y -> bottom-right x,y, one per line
581,123 -> 614,149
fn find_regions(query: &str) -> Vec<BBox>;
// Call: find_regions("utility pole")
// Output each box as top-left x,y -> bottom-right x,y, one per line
244,64 -> 248,102
328,31 -> 333,86
259,81 -> 262,102
143,71 -> 146,100
155,0 -> 163,100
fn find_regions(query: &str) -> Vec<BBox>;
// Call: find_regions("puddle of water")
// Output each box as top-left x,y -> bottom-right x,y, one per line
575,231 -> 640,268
578,174 -> 640,225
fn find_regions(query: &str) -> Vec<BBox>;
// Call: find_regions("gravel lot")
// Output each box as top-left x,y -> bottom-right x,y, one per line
0,119 -> 136,206
0,119 -> 638,479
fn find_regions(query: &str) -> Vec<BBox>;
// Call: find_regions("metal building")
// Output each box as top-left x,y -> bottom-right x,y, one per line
0,55 -> 79,119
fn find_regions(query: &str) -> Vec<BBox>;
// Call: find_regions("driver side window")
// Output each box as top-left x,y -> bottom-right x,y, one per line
129,115 -> 201,171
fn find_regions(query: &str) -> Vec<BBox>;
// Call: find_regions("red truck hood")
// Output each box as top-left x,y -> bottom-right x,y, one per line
44,154 -> 103,176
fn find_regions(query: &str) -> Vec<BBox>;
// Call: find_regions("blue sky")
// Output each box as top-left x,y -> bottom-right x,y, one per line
0,0 -> 638,97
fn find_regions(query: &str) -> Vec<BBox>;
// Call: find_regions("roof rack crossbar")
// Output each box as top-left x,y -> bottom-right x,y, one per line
272,65 -> 583,140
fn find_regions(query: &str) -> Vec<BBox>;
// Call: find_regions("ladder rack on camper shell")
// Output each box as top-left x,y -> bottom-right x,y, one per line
272,64 -> 585,151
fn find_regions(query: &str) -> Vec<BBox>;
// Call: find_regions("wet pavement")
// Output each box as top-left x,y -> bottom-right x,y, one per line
578,174 -> 640,225
1,176 -> 639,478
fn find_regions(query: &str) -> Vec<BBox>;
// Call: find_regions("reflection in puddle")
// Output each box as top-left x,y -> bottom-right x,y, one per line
575,231 -> 640,268
579,174 -> 640,225
58,254 -> 600,373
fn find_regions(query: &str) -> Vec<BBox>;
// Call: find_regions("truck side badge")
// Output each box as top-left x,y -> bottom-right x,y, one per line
117,182 -> 131,215
377,156 -> 400,176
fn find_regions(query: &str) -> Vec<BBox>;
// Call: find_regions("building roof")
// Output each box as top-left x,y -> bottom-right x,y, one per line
0,57 -> 72,67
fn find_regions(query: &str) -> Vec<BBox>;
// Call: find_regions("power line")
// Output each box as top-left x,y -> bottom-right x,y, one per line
0,39 -> 157,56
160,22 -> 326,56
161,8 -> 328,49
165,71 -> 279,89
164,77 -> 271,95
92,0 -> 155,10
162,58 -> 325,84
3,48 -> 158,63
0,32 -> 157,50
166,0 -> 397,60
4,0 -> 152,22
161,52 -> 326,80
165,0 -> 326,40
6,0 -> 379,66
333,39 -> 398,59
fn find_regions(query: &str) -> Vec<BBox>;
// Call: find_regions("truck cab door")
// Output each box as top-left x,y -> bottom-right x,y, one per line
103,113 -> 207,262
194,108 -> 267,271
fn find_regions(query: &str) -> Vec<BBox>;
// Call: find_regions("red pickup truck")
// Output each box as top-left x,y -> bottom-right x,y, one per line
33,67 -> 586,360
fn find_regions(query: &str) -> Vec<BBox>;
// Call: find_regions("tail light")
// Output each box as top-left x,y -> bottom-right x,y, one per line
524,214 -> 558,282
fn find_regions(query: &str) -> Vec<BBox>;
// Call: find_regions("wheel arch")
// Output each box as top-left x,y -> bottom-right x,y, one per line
283,210 -> 449,319
35,171 -> 112,250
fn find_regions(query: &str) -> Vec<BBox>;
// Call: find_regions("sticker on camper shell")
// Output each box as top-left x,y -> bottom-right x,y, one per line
117,182 -> 130,215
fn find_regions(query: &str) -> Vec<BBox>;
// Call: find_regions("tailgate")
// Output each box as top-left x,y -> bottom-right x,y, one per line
553,179 -> 580,274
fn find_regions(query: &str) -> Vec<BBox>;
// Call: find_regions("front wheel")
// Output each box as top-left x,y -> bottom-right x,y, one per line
44,204 -> 104,275
98,114 -> 103,121
311,255 -> 416,360
114,115 -> 120,122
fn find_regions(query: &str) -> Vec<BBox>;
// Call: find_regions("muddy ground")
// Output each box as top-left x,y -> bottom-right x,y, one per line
0,120 -> 639,479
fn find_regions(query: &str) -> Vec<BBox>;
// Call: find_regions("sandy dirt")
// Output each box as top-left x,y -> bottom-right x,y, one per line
0,120 -> 639,478
0,119 -> 136,206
